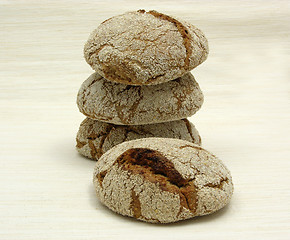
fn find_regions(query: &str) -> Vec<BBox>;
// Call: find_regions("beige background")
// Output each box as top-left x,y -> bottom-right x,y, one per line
0,0 -> 289,239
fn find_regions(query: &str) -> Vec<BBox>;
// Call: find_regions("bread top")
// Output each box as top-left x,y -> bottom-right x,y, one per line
84,10 -> 209,85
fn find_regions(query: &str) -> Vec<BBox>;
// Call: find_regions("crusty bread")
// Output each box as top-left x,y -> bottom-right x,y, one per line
84,10 -> 209,85
77,72 -> 203,125
93,138 -> 234,223
76,118 -> 201,160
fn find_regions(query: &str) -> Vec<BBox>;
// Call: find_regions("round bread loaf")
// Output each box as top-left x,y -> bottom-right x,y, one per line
84,10 -> 209,85
93,138 -> 234,223
76,118 -> 201,160
77,72 -> 203,125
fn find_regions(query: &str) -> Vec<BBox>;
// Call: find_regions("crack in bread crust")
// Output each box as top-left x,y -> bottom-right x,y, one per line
76,139 -> 86,149
88,140 -> 97,160
130,189 -> 161,223
115,148 -> 197,213
145,10 -> 192,70
182,119 -> 196,144
97,125 -> 114,159
204,178 -> 229,190
179,144 -> 204,151
86,125 -> 114,160
96,170 -> 107,188
130,190 -> 141,218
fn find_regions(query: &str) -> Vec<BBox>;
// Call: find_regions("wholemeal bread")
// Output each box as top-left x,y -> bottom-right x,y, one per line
76,118 -> 201,160
77,72 -> 203,125
93,138 -> 234,223
84,10 -> 209,85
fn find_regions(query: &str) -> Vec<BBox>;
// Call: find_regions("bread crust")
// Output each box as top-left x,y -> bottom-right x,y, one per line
84,10 -> 209,85
77,72 -> 203,125
76,118 -> 201,160
93,138 -> 234,223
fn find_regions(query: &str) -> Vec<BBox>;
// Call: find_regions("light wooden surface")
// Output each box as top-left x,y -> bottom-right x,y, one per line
1,0 -> 289,239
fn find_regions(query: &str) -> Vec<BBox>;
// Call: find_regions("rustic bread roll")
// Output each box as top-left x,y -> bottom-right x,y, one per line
84,10 -> 209,85
77,72 -> 203,125
76,118 -> 201,160
93,138 -> 234,223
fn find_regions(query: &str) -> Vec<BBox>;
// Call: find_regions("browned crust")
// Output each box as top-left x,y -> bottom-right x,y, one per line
131,190 -> 141,218
145,73 -> 166,85
115,148 -> 197,213
81,75 -> 102,107
96,125 -> 114,159
179,144 -> 203,151
96,170 -> 107,188
114,86 -> 143,123
88,140 -> 98,160
127,87 -> 143,122
102,16 -> 113,24
182,119 -> 194,141
145,10 -> 192,70
204,178 -> 229,190
82,123 -> 114,160
100,60 -> 135,85
76,139 -> 86,149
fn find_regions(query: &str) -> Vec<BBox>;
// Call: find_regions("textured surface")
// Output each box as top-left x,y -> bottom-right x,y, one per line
84,10 -> 208,85
93,138 -> 233,223
76,118 -> 201,160
1,0 -> 290,239
77,72 -> 203,125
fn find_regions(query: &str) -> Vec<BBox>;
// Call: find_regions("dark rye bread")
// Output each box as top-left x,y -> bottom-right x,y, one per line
84,10 -> 209,85
93,138 -> 234,223
76,117 -> 201,160
77,72 -> 203,125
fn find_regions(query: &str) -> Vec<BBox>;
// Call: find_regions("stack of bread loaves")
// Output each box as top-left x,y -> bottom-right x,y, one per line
76,10 -> 234,223
76,10 -> 208,161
